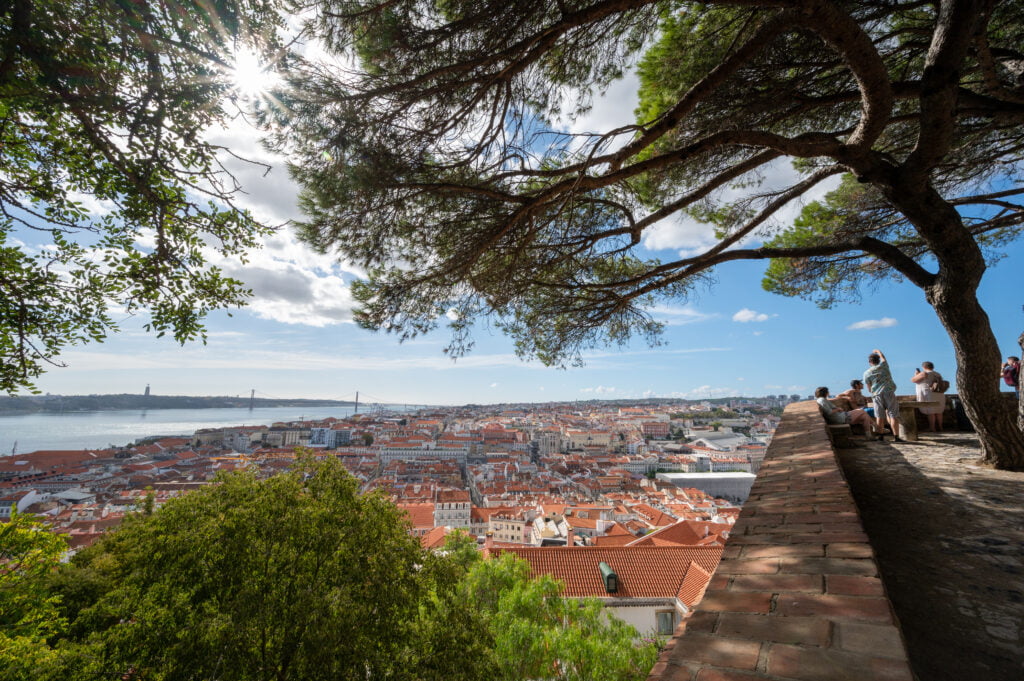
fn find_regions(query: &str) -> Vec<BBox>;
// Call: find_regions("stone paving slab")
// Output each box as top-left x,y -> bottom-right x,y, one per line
835,430 -> 1024,681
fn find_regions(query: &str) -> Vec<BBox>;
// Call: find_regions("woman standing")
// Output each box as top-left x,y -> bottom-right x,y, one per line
1001,356 -> 1020,399
911,362 -> 946,432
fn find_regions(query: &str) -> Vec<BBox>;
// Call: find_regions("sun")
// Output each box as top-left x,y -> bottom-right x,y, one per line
230,48 -> 279,99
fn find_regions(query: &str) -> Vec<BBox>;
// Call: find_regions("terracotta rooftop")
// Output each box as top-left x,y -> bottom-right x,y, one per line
495,545 -> 722,600
591,534 -> 635,547
629,520 -> 729,547
420,526 -> 451,549
0,450 -> 104,470
435,489 -> 471,502
397,503 -> 435,529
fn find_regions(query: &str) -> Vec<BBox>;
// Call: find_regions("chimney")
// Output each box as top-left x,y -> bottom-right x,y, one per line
483,531 -> 494,558
567,531 -> 576,547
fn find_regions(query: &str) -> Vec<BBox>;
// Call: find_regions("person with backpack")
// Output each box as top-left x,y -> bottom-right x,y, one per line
1001,356 -> 1019,399
912,361 -> 947,432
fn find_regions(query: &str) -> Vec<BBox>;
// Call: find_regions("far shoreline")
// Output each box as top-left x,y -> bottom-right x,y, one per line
0,394 -> 361,415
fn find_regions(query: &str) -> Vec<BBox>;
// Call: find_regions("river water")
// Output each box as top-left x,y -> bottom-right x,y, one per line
0,406 -> 372,455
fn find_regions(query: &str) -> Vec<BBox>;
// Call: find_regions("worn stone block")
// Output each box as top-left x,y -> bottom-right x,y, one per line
773,594 -> 893,621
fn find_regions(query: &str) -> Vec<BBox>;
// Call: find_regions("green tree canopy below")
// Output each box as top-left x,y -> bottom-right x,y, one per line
0,512 -> 69,681
276,0 -> 1024,469
29,457 -> 657,681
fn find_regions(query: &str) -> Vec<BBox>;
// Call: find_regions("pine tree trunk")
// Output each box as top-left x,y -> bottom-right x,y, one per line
930,287 -> 1024,470
878,174 -> 1024,470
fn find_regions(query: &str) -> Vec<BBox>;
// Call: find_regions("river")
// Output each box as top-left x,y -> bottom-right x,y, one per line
0,406 -> 379,454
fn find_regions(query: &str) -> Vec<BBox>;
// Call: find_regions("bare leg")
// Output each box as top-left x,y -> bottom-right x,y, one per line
891,416 -> 903,440
876,413 -> 890,438
852,410 -> 875,435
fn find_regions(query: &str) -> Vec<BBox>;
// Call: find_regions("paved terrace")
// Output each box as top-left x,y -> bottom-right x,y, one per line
649,400 -> 914,681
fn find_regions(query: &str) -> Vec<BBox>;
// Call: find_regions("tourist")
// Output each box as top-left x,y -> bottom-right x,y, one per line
815,386 -> 878,437
1001,356 -> 1020,399
837,379 -> 873,417
911,362 -> 946,432
863,348 -> 903,442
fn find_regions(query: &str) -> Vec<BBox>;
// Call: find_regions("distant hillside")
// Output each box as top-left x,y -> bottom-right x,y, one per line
0,394 -> 357,414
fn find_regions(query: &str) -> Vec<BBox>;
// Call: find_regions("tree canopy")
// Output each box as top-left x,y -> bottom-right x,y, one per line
49,457 -> 424,681
0,0 -> 283,393
23,457 -> 658,681
277,0 -> 1024,468
0,512 -> 68,680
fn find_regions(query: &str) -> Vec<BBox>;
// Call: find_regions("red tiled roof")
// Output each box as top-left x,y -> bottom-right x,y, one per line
471,506 -> 523,522
677,561 -> 712,607
435,489 -> 470,502
604,522 -> 632,536
628,520 -> 728,547
591,534 -> 635,547
397,503 -> 436,528
565,516 -> 599,530
494,545 -> 722,600
0,450 -> 103,471
421,526 -> 451,549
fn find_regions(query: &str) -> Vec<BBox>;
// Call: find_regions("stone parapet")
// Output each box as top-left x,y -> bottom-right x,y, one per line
647,401 -> 914,681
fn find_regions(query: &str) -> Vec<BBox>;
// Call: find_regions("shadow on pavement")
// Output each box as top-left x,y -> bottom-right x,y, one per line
835,433 -> 1024,681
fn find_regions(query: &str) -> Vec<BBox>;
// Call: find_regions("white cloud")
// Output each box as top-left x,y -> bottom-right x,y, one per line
223,262 -> 356,327
584,345 -> 730,360
733,308 -> 775,323
490,382 -> 498,388
66,190 -> 116,217
649,304 -> 717,326
580,385 -> 616,394
846,317 -> 898,331
642,213 -> 717,254
641,159 -> 843,255
677,385 -> 736,399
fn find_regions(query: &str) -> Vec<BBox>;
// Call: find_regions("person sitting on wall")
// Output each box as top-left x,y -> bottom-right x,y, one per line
837,379 -> 874,417
815,386 -> 879,438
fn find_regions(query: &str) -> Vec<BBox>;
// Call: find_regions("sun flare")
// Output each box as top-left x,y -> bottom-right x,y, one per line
230,48 -> 279,99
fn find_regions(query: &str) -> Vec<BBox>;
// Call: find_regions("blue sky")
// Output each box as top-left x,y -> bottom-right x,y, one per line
14,73 -> 1024,406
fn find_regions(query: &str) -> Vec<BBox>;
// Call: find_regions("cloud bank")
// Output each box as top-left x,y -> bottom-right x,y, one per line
846,317 -> 898,331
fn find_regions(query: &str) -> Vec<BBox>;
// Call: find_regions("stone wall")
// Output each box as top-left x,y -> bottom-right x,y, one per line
646,401 -> 914,681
